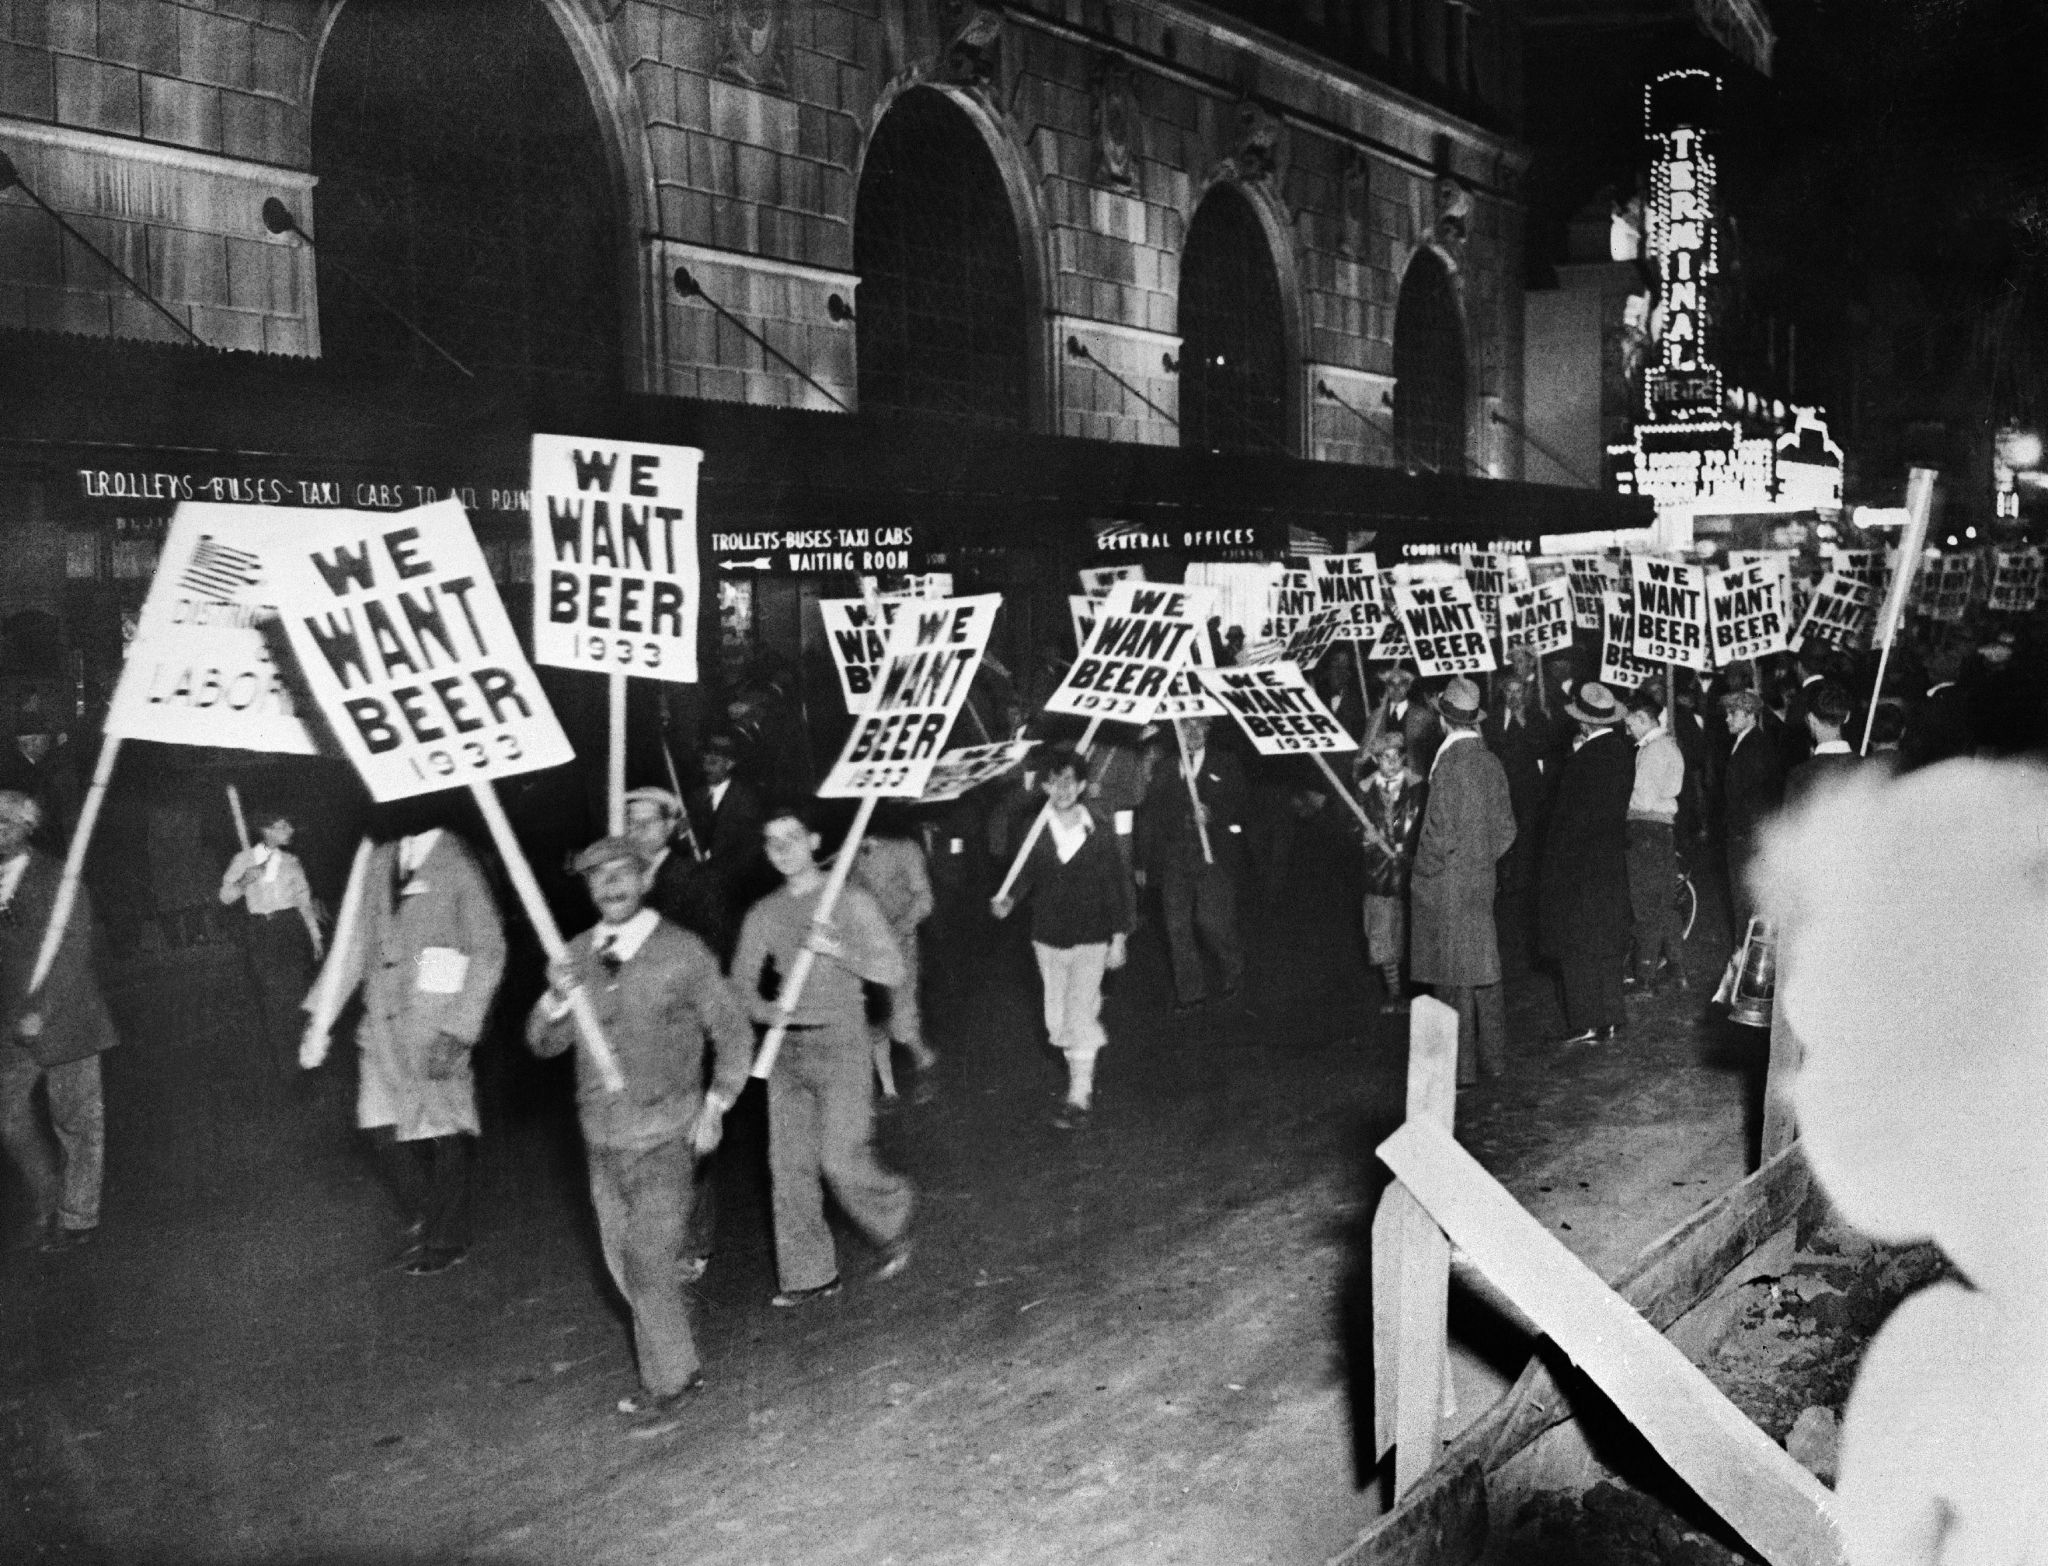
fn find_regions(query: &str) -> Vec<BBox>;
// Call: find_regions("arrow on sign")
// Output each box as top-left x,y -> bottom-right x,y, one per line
722,556 -> 773,571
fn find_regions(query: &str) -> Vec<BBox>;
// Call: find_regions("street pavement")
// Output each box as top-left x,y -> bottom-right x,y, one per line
0,804 -> 1759,1564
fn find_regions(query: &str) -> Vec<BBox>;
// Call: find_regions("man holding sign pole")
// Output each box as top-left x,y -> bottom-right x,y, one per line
1138,717 -> 1247,1014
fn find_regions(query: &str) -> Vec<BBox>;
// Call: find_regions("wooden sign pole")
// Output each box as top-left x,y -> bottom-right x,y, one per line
607,672 -> 628,836
1312,751 -> 1392,856
751,793 -> 878,1083
226,784 -> 251,853
468,780 -> 624,1093
991,713 -> 1103,905
1173,718 -> 1216,866
28,734 -> 120,996
299,836 -> 374,1068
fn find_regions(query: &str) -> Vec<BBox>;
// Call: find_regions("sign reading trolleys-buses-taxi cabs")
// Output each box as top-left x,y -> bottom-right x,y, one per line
269,499 -> 574,800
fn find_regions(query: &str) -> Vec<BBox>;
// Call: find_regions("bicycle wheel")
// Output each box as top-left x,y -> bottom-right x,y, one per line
1674,872 -> 1699,942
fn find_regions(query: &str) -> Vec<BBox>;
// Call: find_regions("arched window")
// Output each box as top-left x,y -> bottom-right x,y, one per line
312,0 -> 620,391
1178,185 -> 1288,454
854,89 -> 1028,427
1392,249 -> 1467,473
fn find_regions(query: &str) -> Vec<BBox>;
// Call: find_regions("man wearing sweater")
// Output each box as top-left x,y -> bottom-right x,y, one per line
732,805 -> 914,1307
991,748 -> 1136,1129
526,836 -> 753,1435
1623,686 -> 1687,994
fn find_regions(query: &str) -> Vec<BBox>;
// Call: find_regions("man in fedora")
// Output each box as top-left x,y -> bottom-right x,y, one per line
1408,676 -> 1517,1083
1538,684 -> 1636,1044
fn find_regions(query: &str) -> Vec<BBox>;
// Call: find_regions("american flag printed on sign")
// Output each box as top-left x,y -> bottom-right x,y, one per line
180,535 -> 264,599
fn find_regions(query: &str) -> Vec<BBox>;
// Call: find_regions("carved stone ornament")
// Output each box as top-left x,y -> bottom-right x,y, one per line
937,0 -> 1003,88
1339,148 -> 1371,257
1233,99 -> 1285,185
1093,55 -> 1141,190
713,0 -> 792,94
1433,173 -> 1472,250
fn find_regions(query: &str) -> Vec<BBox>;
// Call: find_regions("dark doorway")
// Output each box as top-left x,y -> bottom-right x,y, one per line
1178,185 -> 1289,454
854,88 -> 1030,428
1392,248 -> 1468,474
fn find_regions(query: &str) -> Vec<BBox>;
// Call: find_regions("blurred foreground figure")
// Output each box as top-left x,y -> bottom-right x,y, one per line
1755,760 -> 2048,1566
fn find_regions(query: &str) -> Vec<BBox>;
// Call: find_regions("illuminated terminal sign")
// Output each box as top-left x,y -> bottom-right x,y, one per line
1644,70 -> 1722,424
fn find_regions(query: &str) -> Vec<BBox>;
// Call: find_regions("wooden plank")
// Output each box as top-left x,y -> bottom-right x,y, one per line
1373,998 -> 1459,1489
1326,1460 -> 1485,1566
1333,1143 -> 1810,1566
1379,1120 -> 1845,1566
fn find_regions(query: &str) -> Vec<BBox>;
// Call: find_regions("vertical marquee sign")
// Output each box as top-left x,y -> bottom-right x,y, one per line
1644,69 -> 1722,424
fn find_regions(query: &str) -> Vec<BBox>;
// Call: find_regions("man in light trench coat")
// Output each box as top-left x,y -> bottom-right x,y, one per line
1408,676 -> 1518,1085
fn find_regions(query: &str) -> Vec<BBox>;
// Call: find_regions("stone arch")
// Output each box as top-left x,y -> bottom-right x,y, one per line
306,0 -> 657,388
853,78 -> 1053,430
1176,176 -> 1302,455
1391,243 -> 1470,474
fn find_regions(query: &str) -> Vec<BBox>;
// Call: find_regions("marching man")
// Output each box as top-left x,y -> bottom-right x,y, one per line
527,835 -> 752,1436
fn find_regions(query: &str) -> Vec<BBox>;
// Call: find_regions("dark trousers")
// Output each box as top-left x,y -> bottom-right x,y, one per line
1159,863 -> 1244,1005
1725,833 -> 1759,938
242,913 -> 313,1080
1436,983 -> 1508,1084
1625,819 -> 1680,978
1560,950 -> 1626,1032
369,1128 -> 474,1252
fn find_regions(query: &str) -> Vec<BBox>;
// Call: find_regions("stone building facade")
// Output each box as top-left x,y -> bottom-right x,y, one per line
0,0 -> 1527,477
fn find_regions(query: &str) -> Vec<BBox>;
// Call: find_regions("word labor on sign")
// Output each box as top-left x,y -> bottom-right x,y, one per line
1600,589 -> 1666,689
1390,577 -> 1495,677
530,435 -> 702,681
1628,557 -> 1711,670
820,595 -> 1001,798
819,598 -> 903,713
1707,559 -> 1792,663
1795,571 -> 1875,652
104,502 -> 317,754
1309,553 -> 1380,607
1498,579 -> 1574,659
271,499 -> 574,801
1041,580 -> 1216,723
1207,663 -> 1354,756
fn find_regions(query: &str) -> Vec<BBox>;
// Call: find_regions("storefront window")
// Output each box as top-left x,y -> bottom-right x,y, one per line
311,0 -> 620,392
854,88 -> 1029,428
1393,248 -> 1468,474
1178,185 -> 1289,455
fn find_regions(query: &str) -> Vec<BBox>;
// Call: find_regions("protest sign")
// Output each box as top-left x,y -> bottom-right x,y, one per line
270,499 -> 574,801
1079,564 -> 1144,600
1794,571 -> 1875,652
1706,557 -> 1793,664
1390,576 -> 1495,676
1497,579 -> 1575,659
530,436 -> 701,682
1925,553 -> 1975,622
1280,605 -> 1345,669
1068,594 -> 1100,654
103,502 -> 318,754
1565,555 -> 1620,630
1158,630 -> 1228,720
1823,547 -> 1880,590
1041,580 -> 1214,723
819,597 -> 904,713
1205,662 -> 1354,756
1987,547 -> 2044,611
1310,553 -> 1381,607
920,739 -> 1037,802
1628,557 -> 1712,670
1458,549 -> 1531,634
819,596 -> 1001,797
1268,569 -> 1316,641
1599,590 -> 1665,690
877,573 -> 953,599
1528,557 -> 1570,586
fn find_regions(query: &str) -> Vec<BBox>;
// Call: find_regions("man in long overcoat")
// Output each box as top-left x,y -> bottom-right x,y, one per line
323,818 -> 506,1276
1137,718 -> 1248,1012
1539,684 -> 1636,1043
0,790 -> 119,1250
1409,678 -> 1517,1084
1717,689 -> 1783,935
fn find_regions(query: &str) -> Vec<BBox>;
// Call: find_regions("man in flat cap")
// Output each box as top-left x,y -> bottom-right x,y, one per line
1408,676 -> 1517,1083
527,835 -> 753,1436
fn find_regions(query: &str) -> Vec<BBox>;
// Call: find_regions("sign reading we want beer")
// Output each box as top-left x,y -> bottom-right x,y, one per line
530,435 -> 703,682
271,499 -> 574,800
1041,579 -> 1215,723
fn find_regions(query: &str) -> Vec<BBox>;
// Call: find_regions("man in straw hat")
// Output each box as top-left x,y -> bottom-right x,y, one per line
1538,683 -> 1635,1044
1408,676 -> 1517,1084
527,834 -> 753,1436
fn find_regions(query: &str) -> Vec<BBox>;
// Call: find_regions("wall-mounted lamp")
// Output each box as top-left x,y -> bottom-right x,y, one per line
269,196 -> 474,377
675,266 -> 851,412
827,292 -> 855,324
1065,335 -> 1179,428
1162,352 -> 1178,374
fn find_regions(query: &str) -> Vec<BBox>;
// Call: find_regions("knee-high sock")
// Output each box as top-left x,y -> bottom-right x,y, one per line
1063,1050 -> 1096,1109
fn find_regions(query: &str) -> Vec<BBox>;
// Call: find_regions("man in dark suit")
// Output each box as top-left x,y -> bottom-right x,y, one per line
1482,670 -> 1553,978
1538,684 -> 1636,1044
1904,646 -> 1974,769
1373,662 -> 1442,774
685,732 -> 767,951
1785,680 -> 1866,810
1137,717 -> 1248,1012
1410,678 -> 1518,1083
624,787 -> 725,954
1717,689 -> 1784,935
0,789 -> 120,1251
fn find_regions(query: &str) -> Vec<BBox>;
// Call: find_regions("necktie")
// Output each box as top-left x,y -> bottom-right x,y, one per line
598,930 -> 622,977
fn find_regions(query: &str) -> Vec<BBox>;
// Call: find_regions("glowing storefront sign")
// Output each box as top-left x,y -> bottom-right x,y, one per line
1644,71 -> 1722,424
